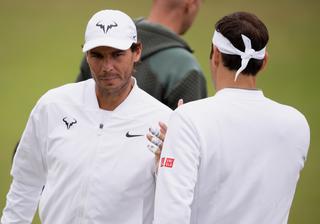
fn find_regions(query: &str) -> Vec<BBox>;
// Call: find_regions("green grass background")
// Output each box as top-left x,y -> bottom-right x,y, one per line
0,0 -> 319,223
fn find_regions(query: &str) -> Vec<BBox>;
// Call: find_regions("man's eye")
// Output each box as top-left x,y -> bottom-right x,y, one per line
113,52 -> 124,58
95,55 -> 103,59
91,53 -> 102,59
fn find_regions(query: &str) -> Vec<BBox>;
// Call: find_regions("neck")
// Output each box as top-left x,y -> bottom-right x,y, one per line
147,5 -> 184,34
96,79 -> 133,111
215,68 -> 257,92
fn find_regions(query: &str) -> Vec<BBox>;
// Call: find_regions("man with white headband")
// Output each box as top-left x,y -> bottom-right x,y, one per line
153,11 -> 310,224
1,9 -> 171,224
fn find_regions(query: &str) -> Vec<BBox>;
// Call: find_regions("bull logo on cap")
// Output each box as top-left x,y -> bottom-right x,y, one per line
96,21 -> 118,34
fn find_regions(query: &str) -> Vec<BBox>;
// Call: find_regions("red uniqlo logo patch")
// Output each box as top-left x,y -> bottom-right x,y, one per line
160,157 -> 175,168
165,158 -> 175,168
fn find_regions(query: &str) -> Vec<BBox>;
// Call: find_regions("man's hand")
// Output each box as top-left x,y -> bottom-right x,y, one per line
147,121 -> 167,161
147,99 -> 184,170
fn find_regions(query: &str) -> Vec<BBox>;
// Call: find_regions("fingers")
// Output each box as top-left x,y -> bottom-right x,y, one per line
149,126 -> 165,142
158,122 -> 167,137
147,123 -> 166,156
151,136 -> 162,147
147,132 -> 163,147
147,144 -> 161,170
147,122 -> 168,173
149,127 -> 161,138
147,121 -> 168,161
147,144 -> 160,155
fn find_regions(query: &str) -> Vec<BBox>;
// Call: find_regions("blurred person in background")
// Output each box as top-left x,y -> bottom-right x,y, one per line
1,9 -> 171,224
76,0 -> 207,109
152,11 -> 310,224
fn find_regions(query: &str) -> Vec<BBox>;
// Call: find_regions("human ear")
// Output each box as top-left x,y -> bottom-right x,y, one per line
261,51 -> 268,71
133,42 -> 142,62
213,46 -> 221,67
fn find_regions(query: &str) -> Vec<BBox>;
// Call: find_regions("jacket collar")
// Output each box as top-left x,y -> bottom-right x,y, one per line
84,78 -> 141,115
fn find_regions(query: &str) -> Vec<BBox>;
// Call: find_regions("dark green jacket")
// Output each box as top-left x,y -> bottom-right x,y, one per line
76,19 -> 207,109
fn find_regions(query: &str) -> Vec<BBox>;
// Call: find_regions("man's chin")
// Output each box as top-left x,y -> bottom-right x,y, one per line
98,78 -> 119,86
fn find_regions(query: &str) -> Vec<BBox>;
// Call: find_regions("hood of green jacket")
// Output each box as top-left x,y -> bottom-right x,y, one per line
135,18 -> 193,60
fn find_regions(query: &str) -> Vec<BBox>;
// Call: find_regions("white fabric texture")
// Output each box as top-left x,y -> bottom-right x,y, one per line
1,78 -> 171,224
154,88 -> 310,224
212,30 -> 266,81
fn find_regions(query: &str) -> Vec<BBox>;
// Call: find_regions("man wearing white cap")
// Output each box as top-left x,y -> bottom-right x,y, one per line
1,9 -> 171,224
153,12 -> 310,224
76,0 -> 207,110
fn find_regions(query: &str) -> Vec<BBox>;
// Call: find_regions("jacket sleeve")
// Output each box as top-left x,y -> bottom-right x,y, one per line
75,56 -> 92,82
1,102 -> 48,223
165,70 -> 207,109
1,180 -> 44,223
153,109 -> 200,224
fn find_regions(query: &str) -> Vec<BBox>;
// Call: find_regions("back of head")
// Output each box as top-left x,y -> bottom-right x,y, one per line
158,0 -> 181,8
215,12 -> 269,76
150,0 -> 201,35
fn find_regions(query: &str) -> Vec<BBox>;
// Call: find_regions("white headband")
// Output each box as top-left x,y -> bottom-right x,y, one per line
212,30 -> 266,81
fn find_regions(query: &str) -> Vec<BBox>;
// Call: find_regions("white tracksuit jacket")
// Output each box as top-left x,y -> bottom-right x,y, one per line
1,78 -> 172,224
154,88 -> 310,224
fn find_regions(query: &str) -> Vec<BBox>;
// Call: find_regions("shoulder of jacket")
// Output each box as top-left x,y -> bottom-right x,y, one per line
37,81 -> 87,107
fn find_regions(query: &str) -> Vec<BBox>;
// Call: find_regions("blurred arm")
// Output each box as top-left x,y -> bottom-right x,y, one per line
165,70 -> 207,109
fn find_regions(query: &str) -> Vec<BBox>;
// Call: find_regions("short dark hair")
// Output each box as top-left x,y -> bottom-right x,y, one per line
215,12 -> 269,76
130,43 -> 140,52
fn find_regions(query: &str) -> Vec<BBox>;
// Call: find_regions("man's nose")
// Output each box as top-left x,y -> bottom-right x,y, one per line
102,57 -> 114,71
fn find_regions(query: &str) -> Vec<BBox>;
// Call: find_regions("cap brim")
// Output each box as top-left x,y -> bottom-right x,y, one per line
82,37 -> 134,52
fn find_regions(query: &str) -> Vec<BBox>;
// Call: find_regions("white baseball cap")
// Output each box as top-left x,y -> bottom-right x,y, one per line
82,9 -> 137,52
